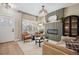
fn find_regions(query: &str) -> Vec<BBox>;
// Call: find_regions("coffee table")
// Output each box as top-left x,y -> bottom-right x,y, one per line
35,36 -> 44,47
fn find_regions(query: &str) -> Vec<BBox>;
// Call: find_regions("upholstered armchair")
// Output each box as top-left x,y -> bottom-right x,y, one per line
22,32 -> 31,42
35,32 -> 43,37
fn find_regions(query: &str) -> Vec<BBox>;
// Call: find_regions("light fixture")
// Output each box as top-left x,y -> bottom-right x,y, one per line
39,5 -> 48,17
38,23 -> 43,26
1,3 -> 11,9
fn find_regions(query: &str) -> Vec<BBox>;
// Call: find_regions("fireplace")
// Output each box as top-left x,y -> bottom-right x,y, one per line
47,29 -> 58,35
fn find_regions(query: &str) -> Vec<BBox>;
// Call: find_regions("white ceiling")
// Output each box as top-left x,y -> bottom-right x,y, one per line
12,3 -> 76,16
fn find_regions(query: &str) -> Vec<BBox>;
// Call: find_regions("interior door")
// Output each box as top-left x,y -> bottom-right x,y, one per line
0,16 -> 15,43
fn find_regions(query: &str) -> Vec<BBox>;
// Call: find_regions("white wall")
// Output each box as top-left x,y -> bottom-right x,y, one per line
0,6 -> 22,41
64,4 -> 79,17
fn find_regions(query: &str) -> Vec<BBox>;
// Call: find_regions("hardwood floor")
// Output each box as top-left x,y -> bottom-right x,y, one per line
0,41 -> 24,55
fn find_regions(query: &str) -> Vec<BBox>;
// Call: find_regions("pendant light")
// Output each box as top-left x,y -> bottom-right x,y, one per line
39,5 -> 48,17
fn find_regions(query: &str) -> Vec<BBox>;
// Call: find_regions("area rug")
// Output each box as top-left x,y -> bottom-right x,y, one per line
17,41 -> 42,55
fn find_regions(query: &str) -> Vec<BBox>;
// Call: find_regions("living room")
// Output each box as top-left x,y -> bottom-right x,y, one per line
0,3 -> 79,55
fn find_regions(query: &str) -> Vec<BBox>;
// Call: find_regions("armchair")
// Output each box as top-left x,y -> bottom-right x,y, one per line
22,32 -> 31,42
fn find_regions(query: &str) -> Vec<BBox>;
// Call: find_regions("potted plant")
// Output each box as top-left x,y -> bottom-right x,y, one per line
59,17 -> 65,22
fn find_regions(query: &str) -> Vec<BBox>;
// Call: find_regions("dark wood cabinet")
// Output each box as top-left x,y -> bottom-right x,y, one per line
63,15 -> 79,37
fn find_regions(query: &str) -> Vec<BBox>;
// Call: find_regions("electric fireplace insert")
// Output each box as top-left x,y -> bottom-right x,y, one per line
47,29 -> 58,35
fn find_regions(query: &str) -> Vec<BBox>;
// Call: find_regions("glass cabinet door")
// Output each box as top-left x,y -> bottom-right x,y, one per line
64,17 -> 70,36
71,17 -> 77,36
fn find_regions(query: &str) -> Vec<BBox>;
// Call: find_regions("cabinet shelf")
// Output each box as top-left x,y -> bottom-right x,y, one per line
65,33 -> 69,34
71,27 -> 77,29
72,21 -> 77,23
63,15 -> 79,37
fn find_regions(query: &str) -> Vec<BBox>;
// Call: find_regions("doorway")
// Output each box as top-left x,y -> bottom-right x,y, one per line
0,16 -> 15,43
